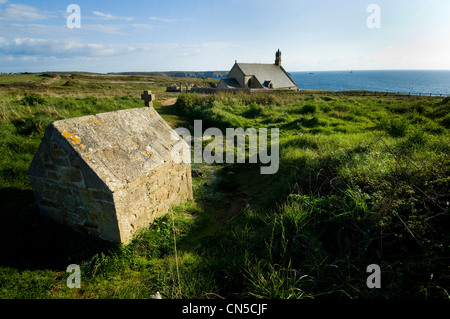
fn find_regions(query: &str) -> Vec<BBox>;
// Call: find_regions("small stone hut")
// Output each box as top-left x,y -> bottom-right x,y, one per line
28,106 -> 193,244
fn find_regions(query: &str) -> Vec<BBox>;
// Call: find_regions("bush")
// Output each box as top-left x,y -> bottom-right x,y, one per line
441,114 -> 450,129
62,81 -> 75,87
243,102 -> 266,118
12,116 -> 49,136
385,118 -> 409,137
319,104 -> 332,113
300,104 -> 317,114
399,129 -> 427,150
175,93 -> 213,114
301,116 -> 321,128
21,94 -> 45,106
439,97 -> 450,105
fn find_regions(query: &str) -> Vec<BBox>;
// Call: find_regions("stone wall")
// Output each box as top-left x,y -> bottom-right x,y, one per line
28,124 -> 121,242
227,64 -> 245,87
114,160 -> 192,243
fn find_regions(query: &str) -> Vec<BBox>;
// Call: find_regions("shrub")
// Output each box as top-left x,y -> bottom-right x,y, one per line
62,81 -> 75,87
300,104 -> 317,114
175,93 -> 213,114
385,118 -> 409,137
243,102 -> 266,118
441,113 -> 450,129
301,116 -> 320,128
11,116 -> 49,136
21,94 -> 45,106
439,97 -> 450,105
252,93 -> 285,106
400,129 -> 427,149
319,104 -> 332,113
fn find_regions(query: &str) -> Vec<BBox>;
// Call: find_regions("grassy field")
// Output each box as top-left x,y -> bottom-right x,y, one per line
0,73 -> 449,299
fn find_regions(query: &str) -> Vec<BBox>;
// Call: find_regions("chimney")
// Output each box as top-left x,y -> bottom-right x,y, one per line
275,49 -> 282,66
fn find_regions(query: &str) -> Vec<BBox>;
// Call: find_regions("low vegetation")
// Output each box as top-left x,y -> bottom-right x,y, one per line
0,74 -> 448,299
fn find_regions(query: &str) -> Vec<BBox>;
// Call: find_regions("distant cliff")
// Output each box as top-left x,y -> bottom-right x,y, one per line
108,71 -> 228,79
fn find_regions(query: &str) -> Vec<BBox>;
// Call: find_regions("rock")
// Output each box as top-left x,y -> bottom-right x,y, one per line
150,292 -> 162,299
192,169 -> 203,177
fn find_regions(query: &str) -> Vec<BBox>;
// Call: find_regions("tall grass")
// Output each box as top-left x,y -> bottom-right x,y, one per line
1,75 -> 449,299
174,92 -> 450,299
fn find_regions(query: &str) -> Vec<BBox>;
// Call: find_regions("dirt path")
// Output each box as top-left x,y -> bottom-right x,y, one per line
161,98 -> 177,106
221,196 -> 245,224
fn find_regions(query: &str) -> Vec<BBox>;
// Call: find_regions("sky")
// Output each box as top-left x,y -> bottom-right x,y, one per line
0,0 -> 449,73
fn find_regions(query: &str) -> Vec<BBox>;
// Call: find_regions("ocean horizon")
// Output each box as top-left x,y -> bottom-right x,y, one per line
289,70 -> 450,96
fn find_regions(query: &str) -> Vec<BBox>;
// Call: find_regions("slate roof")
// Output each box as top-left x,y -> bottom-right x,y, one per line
31,107 -> 186,192
235,63 -> 297,89
219,78 -> 240,89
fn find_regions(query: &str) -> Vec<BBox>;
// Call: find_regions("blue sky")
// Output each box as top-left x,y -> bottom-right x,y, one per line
0,0 -> 449,72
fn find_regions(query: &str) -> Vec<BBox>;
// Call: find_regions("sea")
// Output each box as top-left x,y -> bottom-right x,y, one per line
289,70 -> 450,96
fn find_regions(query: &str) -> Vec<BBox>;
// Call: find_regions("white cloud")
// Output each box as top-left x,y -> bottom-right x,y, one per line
0,0 -> 8,4
148,16 -> 195,23
179,42 -> 236,56
0,38 -> 135,58
82,24 -> 128,35
0,4 -> 53,21
130,24 -> 159,30
0,37 -> 235,59
1,23 -> 69,37
92,11 -> 134,21
0,22 -> 135,38
0,37 -> 240,72
148,16 -> 176,23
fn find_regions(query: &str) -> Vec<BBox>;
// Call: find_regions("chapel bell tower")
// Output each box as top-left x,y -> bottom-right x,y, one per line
275,49 -> 282,66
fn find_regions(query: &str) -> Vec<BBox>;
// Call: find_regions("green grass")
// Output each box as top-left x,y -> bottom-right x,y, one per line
0,74 -> 449,299
173,92 -> 450,298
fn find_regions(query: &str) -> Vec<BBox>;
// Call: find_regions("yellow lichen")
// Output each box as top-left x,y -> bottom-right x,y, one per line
73,137 -> 81,144
61,131 -> 71,138
61,130 -> 82,145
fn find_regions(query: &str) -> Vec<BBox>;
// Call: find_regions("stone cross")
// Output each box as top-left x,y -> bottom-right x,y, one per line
141,90 -> 155,107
